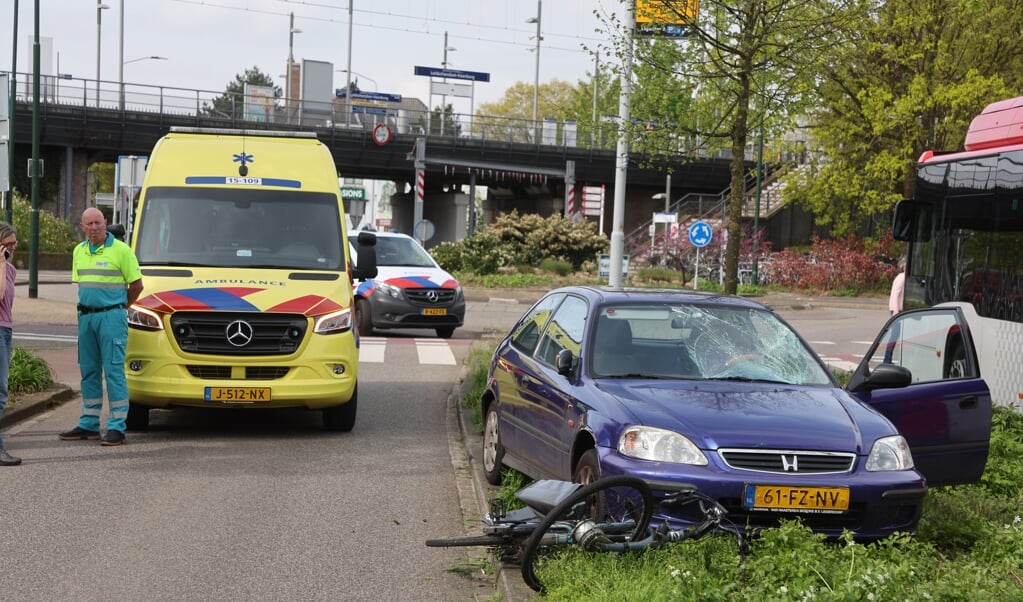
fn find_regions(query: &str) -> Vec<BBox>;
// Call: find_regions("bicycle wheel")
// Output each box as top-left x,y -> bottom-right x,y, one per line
519,475 -> 653,593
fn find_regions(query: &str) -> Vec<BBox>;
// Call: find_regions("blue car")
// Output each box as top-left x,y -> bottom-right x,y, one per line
480,286 -> 992,539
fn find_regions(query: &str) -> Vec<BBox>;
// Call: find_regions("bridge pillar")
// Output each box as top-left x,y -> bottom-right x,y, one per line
388,189 -> 469,248
58,148 -> 93,223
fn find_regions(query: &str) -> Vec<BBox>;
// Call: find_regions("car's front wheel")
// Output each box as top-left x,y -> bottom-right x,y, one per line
573,448 -> 601,486
482,405 -> 505,485
436,326 -> 455,339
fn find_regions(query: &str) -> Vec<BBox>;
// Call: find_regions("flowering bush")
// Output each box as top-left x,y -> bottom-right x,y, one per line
762,235 -> 896,293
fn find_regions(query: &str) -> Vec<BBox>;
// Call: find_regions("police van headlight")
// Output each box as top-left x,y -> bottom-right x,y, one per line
375,281 -> 404,300
127,306 -> 163,331
314,308 -> 353,334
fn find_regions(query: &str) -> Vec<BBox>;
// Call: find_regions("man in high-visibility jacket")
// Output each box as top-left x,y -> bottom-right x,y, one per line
59,207 -> 143,446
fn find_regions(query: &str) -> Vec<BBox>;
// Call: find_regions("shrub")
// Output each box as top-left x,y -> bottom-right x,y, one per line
447,211 -> 607,274
9,347 -> 54,393
761,234 -> 895,293
539,258 -> 572,276
11,196 -> 79,253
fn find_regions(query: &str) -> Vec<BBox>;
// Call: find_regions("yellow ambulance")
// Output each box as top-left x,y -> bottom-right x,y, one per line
124,127 -> 377,431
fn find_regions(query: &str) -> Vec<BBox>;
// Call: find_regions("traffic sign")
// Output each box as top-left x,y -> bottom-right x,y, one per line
688,221 -> 713,248
413,66 -> 491,82
335,90 -> 403,103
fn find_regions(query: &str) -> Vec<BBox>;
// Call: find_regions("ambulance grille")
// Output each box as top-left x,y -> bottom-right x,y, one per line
170,312 -> 309,356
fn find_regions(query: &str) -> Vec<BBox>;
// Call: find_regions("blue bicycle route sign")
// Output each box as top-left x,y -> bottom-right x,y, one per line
688,221 -> 713,248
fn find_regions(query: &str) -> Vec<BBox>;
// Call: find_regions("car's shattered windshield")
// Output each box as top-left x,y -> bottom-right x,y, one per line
589,303 -> 832,385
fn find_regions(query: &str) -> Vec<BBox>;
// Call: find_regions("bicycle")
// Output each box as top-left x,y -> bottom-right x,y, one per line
426,475 -> 751,593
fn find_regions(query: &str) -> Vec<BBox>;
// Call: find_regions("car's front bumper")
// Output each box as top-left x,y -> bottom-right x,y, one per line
597,446 -> 927,540
365,290 -> 465,330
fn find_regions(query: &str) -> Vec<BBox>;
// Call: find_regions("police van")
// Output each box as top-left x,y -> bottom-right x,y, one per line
124,127 -> 376,431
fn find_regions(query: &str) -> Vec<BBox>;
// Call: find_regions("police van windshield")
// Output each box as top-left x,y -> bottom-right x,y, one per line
134,187 -> 344,270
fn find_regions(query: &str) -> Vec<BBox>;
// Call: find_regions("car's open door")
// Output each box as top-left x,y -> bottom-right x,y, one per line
846,307 -> 992,487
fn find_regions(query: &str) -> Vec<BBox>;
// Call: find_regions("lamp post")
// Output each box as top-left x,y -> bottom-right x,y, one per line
96,1 -> 110,106
117,0 -> 123,109
526,0 -> 542,143
287,11 -> 302,106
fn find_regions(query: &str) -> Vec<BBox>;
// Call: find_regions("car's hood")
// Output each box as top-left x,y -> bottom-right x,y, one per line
594,380 -> 873,452
354,266 -> 459,296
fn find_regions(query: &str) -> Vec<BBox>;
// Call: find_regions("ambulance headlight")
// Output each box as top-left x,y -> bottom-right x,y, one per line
127,306 -> 163,331
314,308 -> 353,334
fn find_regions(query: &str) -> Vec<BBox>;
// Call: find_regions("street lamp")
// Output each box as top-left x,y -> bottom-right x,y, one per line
336,69 -> 377,91
96,1 -> 110,106
124,55 -> 167,66
526,1 -> 542,143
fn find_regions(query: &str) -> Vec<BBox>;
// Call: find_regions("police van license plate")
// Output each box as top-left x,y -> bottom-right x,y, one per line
422,308 -> 447,316
743,484 -> 849,512
204,387 -> 272,403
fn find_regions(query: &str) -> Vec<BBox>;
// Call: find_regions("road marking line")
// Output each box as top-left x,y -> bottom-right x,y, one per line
416,339 -> 457,365
359,339 -> 387,363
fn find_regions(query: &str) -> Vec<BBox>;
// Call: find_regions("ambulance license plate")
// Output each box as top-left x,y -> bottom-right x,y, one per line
204,387 -> 272,403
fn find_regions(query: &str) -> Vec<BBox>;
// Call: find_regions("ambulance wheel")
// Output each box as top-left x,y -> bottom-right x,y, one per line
324,387 -> 358,432
126,402 -> 150,431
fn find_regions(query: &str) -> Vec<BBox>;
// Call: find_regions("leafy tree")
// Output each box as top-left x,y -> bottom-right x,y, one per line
474,80 -> 580,143
596,0 -> 838,294
428,103 -> 462,137
202,66 -> 282,121
786,0 -> 1023,234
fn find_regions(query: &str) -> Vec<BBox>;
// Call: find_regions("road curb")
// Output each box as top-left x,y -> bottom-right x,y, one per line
1,385 -> 76,429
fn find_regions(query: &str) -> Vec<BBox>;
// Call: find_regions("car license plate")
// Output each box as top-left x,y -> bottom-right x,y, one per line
743,484 -> 849,512
204,387 -> 271,403
422,307 -> 447,316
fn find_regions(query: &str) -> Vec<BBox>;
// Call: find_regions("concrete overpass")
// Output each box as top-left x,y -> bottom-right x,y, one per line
5,72 -> 745,244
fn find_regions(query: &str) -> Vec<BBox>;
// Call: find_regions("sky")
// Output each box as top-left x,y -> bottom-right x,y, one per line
3,0 -> 628,110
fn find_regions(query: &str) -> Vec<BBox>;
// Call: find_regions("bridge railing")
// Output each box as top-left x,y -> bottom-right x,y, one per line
4,70 -> 616,151
5,71 -> 742,158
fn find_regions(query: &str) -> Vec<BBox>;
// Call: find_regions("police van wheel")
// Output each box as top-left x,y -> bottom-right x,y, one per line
356,299 -> 373,336
324,387 -> 358,432
126,402 -> 150,431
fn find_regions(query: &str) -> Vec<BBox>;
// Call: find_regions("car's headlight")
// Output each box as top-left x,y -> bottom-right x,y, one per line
314,308 -> 353,334
375,281 -> 403,300
866,435 -> 914,471
127,306 -> 163,331
618,426 -> 708,465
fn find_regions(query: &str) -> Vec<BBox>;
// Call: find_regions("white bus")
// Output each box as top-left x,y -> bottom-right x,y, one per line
893,95 -> 1023,410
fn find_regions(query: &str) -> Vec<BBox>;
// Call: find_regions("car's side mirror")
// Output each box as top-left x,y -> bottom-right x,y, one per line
555,348 -> 575,376
849,363 -> 912,393
352,231 -> 378,280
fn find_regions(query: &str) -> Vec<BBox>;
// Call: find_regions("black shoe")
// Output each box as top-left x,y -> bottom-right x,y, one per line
58,427 -> 101,441
0,448 -> 22,466
100,430 -> 125,446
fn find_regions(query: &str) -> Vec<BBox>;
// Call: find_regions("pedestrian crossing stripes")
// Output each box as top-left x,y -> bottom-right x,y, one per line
819,357 -> 860,373
358,337 -> 457,365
